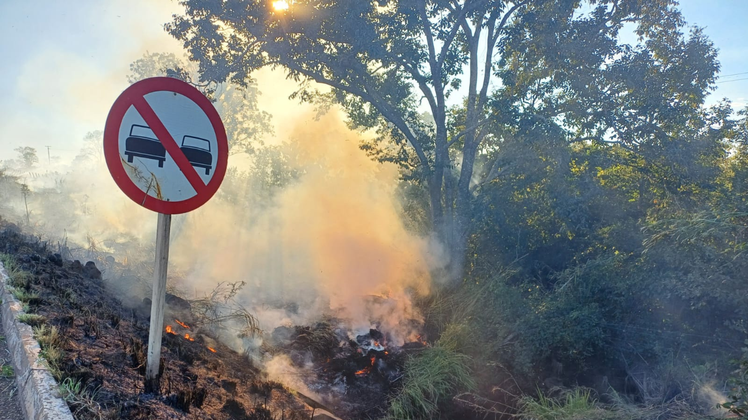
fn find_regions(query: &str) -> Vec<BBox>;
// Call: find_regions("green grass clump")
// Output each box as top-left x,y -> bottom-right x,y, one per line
59,377 -> 103,418
386,323 -> 475,420
34,325 -> 64,380
518,388 -> 609,420
0,253 -> 31,289
17,313 -> 46,327
34,324 -> 62,349
1,363 -> 13,377
59,377 -> 83,402
11,288 -> 40,305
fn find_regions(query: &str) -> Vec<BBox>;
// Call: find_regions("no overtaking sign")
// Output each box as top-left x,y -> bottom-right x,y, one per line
104,77 -> 228,214
103,77 -> 229,392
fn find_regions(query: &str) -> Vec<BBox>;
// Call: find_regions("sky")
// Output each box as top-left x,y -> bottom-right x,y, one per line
0,0 -> 746,165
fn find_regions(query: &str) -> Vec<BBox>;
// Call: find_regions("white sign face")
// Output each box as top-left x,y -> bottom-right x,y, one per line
104,77 -> 228,214
117,91 -> 219,202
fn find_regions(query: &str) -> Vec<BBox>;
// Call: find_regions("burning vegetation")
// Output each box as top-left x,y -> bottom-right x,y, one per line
3,0 -> 748,418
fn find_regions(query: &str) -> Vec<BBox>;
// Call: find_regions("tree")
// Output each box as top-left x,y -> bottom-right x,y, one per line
14,147 -> 39,168
168,0 -> 718,279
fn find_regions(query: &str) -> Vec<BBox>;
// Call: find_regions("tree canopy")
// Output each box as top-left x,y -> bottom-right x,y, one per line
168,0 -> 720,279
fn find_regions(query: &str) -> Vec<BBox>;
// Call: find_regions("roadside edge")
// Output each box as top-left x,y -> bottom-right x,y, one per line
0,261 -> 74,420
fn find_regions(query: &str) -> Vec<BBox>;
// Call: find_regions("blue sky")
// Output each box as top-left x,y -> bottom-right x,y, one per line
677,0 -> 748,105
0,0 -> 746,165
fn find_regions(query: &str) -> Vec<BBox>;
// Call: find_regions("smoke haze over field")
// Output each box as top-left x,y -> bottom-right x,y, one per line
0,0 -> 436,346
0,104 -> 434,349
172,111 -> 432,343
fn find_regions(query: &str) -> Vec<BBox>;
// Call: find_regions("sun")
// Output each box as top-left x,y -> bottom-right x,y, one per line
272,0 -> 289,11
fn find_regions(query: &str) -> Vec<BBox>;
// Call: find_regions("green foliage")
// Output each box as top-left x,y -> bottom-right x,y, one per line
385,323 -> 475,420
721,343 -> 748,418
168,0 -> 720,278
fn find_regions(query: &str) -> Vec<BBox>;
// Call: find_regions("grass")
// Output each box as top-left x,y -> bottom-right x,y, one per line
34,324 -> 62,348
385,323 -> 476,420
11,288 -> 40,305
34,325 -> 64,380
1,363 -> 13,377
516,388 -> 718,420
59,377 -> 104,419
0,253 -> 31,289
518,388 -> 612,420
17,313 -> 45,326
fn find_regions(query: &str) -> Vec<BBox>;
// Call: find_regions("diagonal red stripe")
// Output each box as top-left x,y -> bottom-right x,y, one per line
131,95 -> 207,196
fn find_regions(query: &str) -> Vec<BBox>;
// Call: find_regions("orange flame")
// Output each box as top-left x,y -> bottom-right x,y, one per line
370,356 -> 376,366
355,367 -> 371,376
207,347 -> 216,353
165,325 -> 177,335
175,319 -> 190,329
184,333 -> 195,342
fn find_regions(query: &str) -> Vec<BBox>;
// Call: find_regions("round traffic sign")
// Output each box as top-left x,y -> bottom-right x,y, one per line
103,77 -> 228,214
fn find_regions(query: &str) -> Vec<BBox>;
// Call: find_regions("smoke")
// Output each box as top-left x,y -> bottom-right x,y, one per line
171,110 -> 432,345
1,0 -> 435,373
1,94 -> 433,352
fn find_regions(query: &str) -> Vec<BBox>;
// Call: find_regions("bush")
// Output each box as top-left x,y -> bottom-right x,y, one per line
721,342 -> 748,418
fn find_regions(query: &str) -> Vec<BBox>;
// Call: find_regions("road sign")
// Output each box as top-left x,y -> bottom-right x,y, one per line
103,77 -> 228,214
103,77 -> 229,393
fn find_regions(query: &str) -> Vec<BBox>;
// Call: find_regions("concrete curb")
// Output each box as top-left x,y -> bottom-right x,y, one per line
0,261 -> 74,420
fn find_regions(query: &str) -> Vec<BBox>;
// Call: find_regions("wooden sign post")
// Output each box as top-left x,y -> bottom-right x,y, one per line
103,77 -> 228,393
145,213 -> 171,392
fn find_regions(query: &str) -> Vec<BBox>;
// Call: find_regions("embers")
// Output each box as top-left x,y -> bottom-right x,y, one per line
346,329 -> 401,382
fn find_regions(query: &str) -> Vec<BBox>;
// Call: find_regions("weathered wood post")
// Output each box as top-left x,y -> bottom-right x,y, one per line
145,213 -> 171,393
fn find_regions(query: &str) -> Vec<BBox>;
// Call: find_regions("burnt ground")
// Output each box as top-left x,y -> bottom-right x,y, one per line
0,308 -> 24,420
0,224 -> 315,420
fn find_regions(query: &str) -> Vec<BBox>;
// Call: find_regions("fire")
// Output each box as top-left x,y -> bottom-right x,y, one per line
174,319 -> 190,329
370,356 -> 376,366
207,347 -> 216,353
355,367 -> 371,376
184,333 -> 195,342
165,325 -> 177,335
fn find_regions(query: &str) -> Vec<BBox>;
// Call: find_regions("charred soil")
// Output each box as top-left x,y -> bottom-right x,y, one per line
0,224 -> 312,420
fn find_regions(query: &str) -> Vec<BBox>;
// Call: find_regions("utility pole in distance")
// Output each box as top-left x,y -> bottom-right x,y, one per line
45,146 -> 51,165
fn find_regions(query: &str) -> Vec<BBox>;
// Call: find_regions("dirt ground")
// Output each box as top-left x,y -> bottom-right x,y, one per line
0,310 -> 24,420
0,224 -> 315,420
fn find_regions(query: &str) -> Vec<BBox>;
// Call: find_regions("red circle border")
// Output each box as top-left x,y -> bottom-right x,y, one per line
103,77 -> 228,214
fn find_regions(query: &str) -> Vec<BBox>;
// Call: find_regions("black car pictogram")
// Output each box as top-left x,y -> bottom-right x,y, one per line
180,135 -> 213,175
124,124 -> 166,167
124,125 -> 213,175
